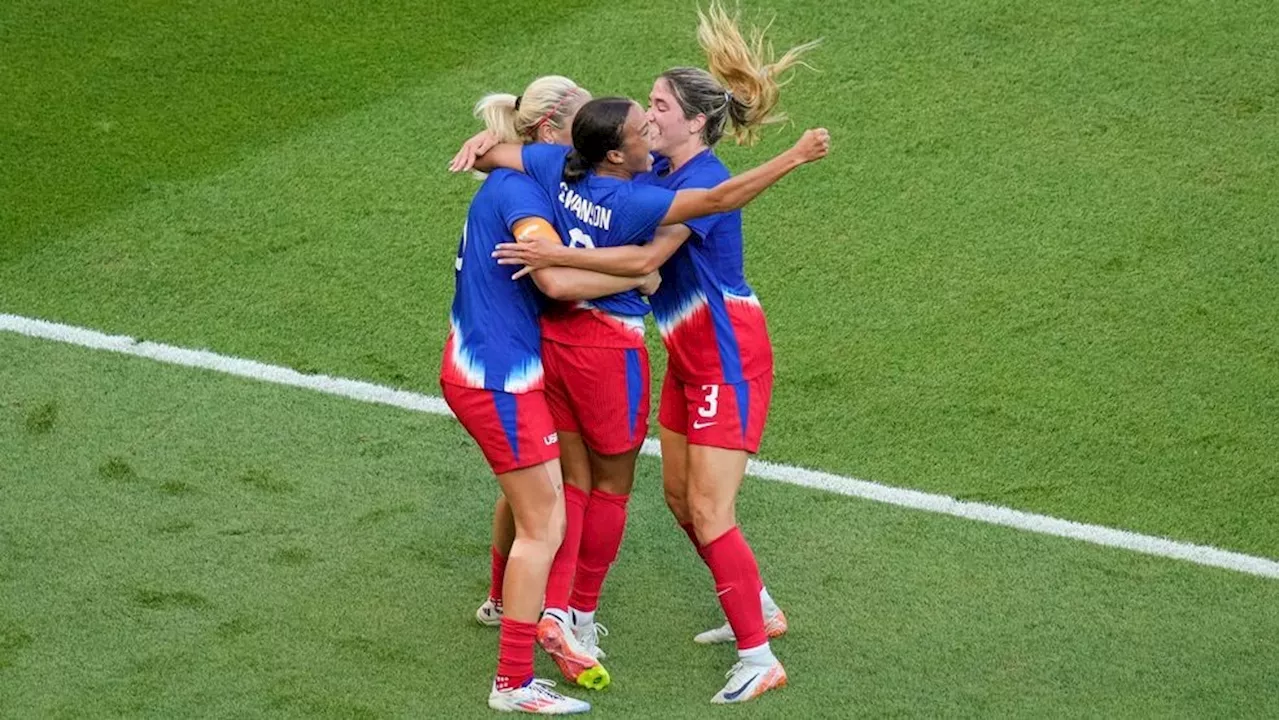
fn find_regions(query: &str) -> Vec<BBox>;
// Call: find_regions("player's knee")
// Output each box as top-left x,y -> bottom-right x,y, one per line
687,493 -> 732,535
513,504 -> 562,549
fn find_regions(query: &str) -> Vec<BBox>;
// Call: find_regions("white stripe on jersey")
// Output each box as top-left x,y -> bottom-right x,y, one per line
503,357 -> 545,394
655,291 -> 709,339
448,315 -> 487,388
722,290 -> 761,307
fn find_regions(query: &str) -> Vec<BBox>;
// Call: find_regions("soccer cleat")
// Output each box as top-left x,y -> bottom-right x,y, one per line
710,660 -> 787,704
571,619 -> 609,660
488,678 -> 591,714
694,607 -> 788,645
537,616 -> 611,690
476,597 -> 504,627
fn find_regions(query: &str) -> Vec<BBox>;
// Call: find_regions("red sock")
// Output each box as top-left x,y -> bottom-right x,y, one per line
544,484 -> 589,613
701,526 -> 768,650
495,616 -> 537,690
568,490 -> 630,612
680,522 -> 709,565
489,546 -> 507,604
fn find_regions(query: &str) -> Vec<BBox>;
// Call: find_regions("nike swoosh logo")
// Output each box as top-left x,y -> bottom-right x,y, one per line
723,674 -> 760,701
692,420 -> 717,430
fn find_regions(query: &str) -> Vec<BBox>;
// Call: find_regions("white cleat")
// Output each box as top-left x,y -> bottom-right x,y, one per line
572,620 -> 609,660
476,597 -> 503,627
488,678 -> 591,714
710,660 -> 787,704
694,607 -> 788,645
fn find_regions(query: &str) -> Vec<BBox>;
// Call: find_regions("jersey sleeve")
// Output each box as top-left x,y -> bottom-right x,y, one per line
495,172 -> 555,230
619,185 -> 676,244
669,163 -> 731,242
520,144 -> 571,194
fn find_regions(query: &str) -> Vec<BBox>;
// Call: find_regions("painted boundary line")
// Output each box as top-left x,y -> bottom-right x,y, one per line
3,312 -> 1276,580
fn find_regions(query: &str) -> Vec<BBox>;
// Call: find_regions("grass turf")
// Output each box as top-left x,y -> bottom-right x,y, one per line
1,332 -> 1276,718
1,1 -> 1276,714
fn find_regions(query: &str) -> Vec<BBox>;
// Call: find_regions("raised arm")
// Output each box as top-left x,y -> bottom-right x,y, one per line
494,225 -> 692,279
660,128 -> 829,226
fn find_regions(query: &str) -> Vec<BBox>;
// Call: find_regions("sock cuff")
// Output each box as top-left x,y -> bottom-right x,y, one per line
499,616 -> 538,639
701,525 -> 743,552
589,488 -> 630,505
563,483 -> 590,505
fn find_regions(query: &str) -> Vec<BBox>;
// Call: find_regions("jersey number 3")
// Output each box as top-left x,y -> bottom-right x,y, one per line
697,384 -> 720,418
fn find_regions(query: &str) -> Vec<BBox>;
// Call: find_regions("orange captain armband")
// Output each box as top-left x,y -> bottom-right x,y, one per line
512,217 -> 561,245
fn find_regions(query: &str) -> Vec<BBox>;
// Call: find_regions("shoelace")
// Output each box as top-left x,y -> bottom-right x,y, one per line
583,622 -> 608,643
579,622 -> 609,658
528,678 -> 562,698
724,661 -> 746,680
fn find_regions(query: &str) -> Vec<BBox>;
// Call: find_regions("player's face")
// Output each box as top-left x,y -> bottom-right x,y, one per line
616,103 -> 655,174
647,78 -> 698,154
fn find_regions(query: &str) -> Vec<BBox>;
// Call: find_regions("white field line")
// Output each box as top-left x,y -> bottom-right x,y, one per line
3,312 -> 1276,580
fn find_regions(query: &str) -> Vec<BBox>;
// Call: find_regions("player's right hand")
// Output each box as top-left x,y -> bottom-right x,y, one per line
639,271 -> 662,296
792,128 -> 830,163
449,130 -> 501,172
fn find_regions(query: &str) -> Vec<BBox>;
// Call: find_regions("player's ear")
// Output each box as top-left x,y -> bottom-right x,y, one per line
688,113 -> 707,136
605,148 -> 626,166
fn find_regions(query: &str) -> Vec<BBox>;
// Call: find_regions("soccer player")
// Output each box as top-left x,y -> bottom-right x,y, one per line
462,75 -> 596,630
457,85 -> 829,702
461,76 -> 639,693
485,2 -> 818,704
442,80 -> 661,713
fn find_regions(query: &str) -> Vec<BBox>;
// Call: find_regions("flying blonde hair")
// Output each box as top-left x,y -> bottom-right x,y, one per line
663,1 -> 820,146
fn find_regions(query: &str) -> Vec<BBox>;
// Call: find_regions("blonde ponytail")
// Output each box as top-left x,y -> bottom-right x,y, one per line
473,93 -> 523,143
472,76 -> 590,144
665,1 -> 819,147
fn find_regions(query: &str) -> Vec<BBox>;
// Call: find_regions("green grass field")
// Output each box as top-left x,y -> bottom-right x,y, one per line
2,0 -> 1276,716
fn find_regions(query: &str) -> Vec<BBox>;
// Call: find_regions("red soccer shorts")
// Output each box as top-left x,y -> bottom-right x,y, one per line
658,370 -> 773,453
441,381 -> 560,475
542,340 -> 650,456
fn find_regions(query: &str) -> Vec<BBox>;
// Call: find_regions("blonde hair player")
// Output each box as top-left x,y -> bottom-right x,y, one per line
465,75 -> 623,694
486,1 -> 820,704
442,74 -> 667,714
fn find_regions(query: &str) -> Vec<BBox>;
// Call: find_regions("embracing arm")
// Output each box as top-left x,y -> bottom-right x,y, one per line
532,267 -> 651,301
660,128 -> 830,226
511,218 -> 657,300
448,133 -> 526,174
495,224 -> 692,278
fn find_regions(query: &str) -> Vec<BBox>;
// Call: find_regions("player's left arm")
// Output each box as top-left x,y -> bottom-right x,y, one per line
532,267 -> 656,301
495,224 -> 692,279
660,128 -> 829,225
511,218 -> 652,300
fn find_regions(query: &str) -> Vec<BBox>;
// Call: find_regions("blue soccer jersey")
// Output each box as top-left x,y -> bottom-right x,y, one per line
520,144 -> 676,348
634,149 -> 773,384
441,169 -> 553,393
